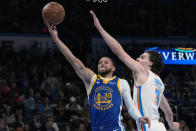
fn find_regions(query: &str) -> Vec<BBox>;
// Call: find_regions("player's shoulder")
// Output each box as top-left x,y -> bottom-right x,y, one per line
119,78 -> 128,83
117,77 -> 128,82
118,78 -> 131,93
90,74 -> 97,83
118,78 -> 130,87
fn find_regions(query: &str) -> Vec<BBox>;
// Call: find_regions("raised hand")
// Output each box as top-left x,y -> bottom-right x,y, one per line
90,10 -> 103,31
44,21 -> 58,40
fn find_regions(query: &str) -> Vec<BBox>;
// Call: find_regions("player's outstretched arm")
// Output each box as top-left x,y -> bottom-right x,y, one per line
121,79 -> 151,128
90,10 -> 144,74
160,95 -> 180,131
45,21 -> 95,89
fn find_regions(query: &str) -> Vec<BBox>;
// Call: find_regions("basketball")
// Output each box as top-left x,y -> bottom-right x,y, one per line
42,2 -> 65,25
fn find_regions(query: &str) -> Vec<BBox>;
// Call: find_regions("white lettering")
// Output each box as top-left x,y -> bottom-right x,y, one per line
172,52 -> 177,60
185,53 -> 194,60
162,52 -> 170,60
178,52 -> 185,60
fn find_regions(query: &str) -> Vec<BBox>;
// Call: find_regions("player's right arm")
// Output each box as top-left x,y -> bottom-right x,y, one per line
45,22 -> 95,90
90,11 -> 145,75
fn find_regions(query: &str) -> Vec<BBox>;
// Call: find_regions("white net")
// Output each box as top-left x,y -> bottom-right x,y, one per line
86,0 -> 108,3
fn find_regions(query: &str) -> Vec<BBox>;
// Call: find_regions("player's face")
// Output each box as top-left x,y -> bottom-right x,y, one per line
98,57 -> 115,76
136,53 -> 152,68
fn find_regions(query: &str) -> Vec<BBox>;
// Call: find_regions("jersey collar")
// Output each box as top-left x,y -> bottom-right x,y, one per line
98,75 -> 116,84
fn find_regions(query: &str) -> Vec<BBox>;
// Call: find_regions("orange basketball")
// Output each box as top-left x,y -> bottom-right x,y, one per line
42,2 -> 65,25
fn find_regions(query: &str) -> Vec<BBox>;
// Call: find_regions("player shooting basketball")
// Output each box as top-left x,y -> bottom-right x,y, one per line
90,10 -> 181,131
44,21 -> 150,131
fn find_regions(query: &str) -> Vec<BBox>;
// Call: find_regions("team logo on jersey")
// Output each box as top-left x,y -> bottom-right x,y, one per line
94,86 -> 113,111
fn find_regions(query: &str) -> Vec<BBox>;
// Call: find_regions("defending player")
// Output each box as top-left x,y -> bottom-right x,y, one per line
90,10 -> 180,131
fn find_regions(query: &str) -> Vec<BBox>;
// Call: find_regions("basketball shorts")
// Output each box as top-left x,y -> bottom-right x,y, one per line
143,120 -> 166,131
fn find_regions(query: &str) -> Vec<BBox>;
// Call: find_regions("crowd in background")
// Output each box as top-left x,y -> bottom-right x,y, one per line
0,41 -> 195,131
0,0 -> 196,130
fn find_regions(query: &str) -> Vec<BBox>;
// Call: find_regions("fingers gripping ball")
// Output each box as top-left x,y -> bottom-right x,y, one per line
42,2 -> 65,25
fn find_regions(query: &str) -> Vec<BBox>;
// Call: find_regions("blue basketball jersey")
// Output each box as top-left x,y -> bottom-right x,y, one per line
88,75 -> 125,131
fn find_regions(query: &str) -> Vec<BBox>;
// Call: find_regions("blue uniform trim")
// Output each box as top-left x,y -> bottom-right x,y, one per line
139,87 -> 146,131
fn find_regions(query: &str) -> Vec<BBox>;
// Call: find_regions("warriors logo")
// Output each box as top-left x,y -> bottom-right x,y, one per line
94,86 -> 113,111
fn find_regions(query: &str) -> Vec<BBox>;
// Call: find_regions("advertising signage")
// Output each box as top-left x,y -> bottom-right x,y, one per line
146,47 -> 196,65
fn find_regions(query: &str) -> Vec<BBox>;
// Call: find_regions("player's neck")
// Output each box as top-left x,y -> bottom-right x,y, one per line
100,73 -> 113,79
146,65 -> 151,71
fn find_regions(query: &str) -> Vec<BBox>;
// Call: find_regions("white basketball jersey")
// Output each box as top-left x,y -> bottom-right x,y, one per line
133,70 -> 165,131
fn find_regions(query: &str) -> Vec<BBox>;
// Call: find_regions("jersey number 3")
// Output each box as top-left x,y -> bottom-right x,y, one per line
155,88 -> 160,106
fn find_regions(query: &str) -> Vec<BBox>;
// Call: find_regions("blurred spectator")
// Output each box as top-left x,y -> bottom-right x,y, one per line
44,121 -> 56,131
65,124 -> 71,131
78,123 -> 87,131
19,72 -> 30,93
0,80 -> 10,100
9,82 -> 22,105
30,112 -> 44,131
66,96 -> 82,115
39,97 -> 54,118
29,41 -> 42,57
47,115 -> 59,131
2,105 -> 16,129
34,91 -> 42,104
63,82 -> 80,100
0,118 -> 9,131
54,99 -> 66,116
21,88 -> 35,116
65,96 -> 82,128
23,123 -> 32,131
15,113 -> 25,130
79,98 -> 90,124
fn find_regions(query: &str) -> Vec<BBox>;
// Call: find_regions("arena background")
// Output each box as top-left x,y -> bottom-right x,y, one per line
0,0 -> 195,130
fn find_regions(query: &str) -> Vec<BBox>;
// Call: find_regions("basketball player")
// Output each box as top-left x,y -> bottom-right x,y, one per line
44,22 -> 150,131
90,10 -> 180,131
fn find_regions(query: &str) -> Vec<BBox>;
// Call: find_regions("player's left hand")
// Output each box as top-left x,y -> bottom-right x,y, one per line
44,21 -> 58,39
90,10 -> 103,31
139,117 -> 151,128
170,122 -> 180,131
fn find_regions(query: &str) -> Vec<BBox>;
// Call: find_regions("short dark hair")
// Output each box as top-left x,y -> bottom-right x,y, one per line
145,51 -> 164,75
100,56 -> 116,67
107,57 -> 116,67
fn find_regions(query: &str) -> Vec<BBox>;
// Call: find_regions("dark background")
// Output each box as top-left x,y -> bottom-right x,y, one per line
0,0 -> 195,131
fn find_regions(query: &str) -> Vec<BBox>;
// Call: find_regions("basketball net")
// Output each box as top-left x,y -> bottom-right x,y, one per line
87,0 -> 108,3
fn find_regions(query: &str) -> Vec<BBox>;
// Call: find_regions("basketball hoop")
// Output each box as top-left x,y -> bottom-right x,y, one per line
86,0 -> 108,3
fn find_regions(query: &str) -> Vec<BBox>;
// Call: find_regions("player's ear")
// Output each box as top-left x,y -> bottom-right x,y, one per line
112,66 -> 116,72
148,61 -> 153,69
